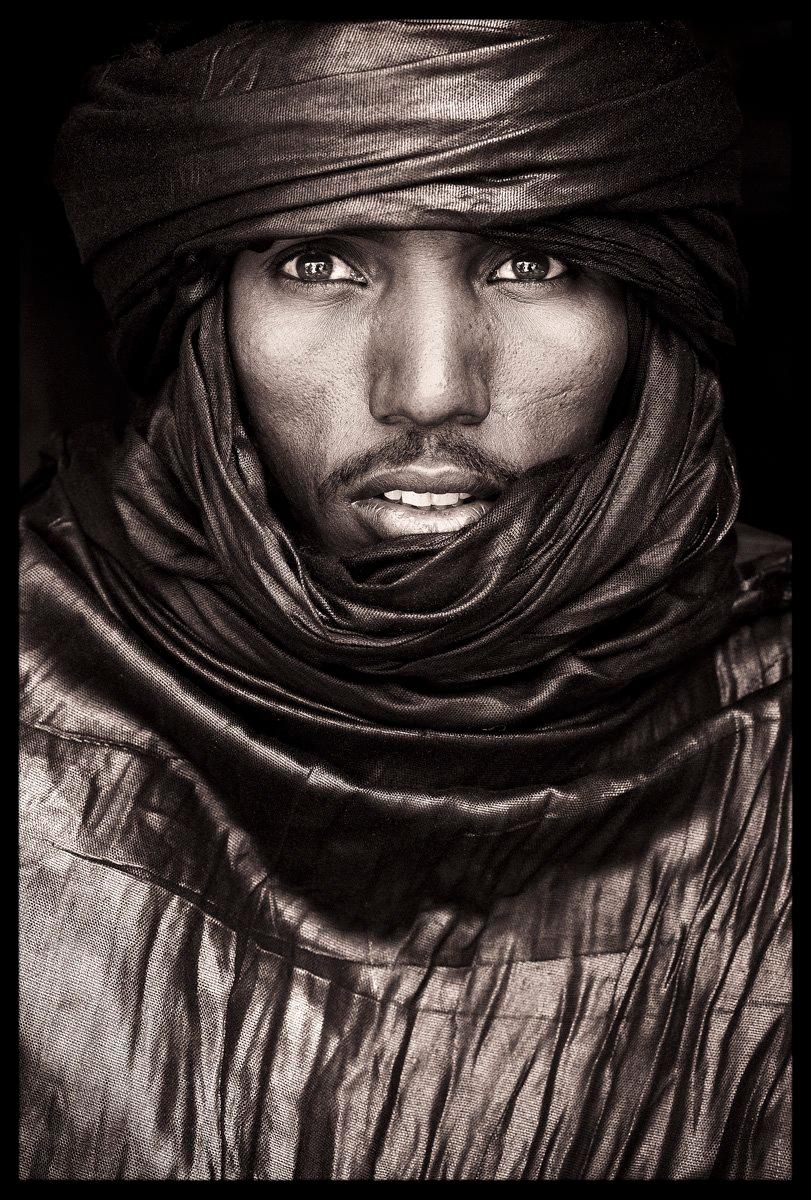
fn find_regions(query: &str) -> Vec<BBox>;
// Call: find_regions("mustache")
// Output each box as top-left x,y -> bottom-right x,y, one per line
318,428 -> 520,502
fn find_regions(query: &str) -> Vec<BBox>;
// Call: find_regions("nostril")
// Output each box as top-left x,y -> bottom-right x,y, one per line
369,396 -> 490,428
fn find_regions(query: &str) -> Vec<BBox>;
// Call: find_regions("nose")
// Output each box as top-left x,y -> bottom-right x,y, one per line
368,273 -> 491,428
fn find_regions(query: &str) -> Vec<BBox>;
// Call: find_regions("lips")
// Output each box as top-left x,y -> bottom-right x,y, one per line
348,464 -> 501,540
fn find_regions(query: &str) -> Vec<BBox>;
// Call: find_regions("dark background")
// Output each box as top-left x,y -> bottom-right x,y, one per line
19,19 -> 792,536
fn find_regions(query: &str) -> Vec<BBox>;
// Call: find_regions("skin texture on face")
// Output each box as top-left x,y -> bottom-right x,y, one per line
227,229 -> 628,556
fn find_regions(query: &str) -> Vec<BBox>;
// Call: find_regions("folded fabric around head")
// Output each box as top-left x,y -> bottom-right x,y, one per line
54,19 -> 744,386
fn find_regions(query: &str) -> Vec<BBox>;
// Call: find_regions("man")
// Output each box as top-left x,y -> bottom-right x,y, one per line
19,20 -> 790,1179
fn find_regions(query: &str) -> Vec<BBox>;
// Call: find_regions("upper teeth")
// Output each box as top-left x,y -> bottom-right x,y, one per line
382,490 -> 473,507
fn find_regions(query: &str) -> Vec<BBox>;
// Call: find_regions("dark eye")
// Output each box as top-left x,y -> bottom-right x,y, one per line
490,253 -> 569,283
278,249 -> 364,284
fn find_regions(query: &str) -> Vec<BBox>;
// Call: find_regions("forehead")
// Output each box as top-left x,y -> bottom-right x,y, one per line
266,229 -> 511,253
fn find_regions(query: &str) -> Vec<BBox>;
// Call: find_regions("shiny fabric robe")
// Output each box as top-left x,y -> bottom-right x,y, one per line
20,496 -> 791,1179
23,17 -> 790,1181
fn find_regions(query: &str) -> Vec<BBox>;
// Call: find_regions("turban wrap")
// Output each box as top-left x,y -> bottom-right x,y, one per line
20,20 -> 791,1180
55,18 -> 744,382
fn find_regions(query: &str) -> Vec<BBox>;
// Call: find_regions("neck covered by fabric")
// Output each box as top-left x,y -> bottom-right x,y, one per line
51,286 -> 739,818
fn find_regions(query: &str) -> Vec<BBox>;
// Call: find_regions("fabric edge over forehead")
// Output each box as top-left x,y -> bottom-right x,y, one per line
54,18 -> 743,384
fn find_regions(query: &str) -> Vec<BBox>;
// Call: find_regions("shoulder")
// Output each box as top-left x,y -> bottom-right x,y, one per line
734,521 -> 791,567
20,487 -> 186,805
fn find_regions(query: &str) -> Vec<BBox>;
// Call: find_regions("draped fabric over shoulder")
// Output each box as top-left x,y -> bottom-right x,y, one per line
20,20 -> 790,1180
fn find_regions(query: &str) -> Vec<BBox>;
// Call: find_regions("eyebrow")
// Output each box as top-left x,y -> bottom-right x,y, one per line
255,228 -> 505,258
254,229 -> 395,251
339,229 -> 394,243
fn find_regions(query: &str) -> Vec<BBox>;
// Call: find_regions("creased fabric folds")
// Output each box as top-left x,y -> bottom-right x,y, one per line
20,18 -> 790,1180
55,19 -> 744,383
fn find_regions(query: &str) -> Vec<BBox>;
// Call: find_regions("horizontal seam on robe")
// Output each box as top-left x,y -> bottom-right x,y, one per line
23,834 -> 791,1014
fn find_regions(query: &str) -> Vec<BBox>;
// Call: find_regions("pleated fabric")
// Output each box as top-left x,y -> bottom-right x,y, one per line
20,19 -> 790,1179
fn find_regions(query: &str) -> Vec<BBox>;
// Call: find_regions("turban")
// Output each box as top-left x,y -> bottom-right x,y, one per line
54,19 -> 744,385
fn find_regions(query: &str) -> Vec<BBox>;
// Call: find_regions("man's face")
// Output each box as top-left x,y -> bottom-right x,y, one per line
228,230 -> 627,555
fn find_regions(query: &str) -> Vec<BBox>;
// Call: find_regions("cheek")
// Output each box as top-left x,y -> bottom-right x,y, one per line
227,286 -> 366,489
489,289 -> 627,462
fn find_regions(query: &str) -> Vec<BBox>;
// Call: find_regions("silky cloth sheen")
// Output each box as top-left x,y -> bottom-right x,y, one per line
53,293 -> 739,758
19,432 -> 793,1180
21,18 -> 790,1181
54,19 -> 744,383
